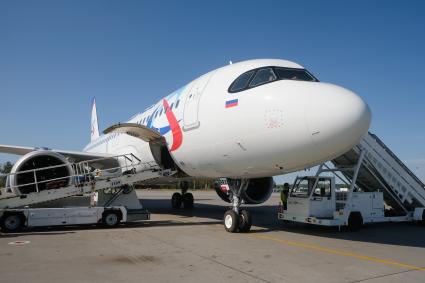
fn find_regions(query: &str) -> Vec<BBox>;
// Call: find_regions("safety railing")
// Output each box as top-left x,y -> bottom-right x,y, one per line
0,154 -> 160,198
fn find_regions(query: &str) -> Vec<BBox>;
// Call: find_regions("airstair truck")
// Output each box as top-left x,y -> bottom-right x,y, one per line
0,154 -> 172,232
278,132 -> 425,230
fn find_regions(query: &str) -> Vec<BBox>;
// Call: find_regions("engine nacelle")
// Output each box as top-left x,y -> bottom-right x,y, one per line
214,177 -> 274,204
7,151 -> 73,195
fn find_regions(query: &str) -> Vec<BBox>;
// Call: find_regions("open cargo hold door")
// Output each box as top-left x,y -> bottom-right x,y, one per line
104,123 -> 177,171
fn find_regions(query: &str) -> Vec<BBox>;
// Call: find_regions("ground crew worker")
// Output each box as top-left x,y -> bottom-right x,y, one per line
281,183 -> 290,210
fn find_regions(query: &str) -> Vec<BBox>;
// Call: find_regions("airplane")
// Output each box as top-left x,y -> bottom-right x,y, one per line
0,59 -> 371,232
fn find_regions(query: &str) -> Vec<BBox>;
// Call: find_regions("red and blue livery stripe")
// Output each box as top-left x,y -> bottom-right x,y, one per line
162,99 -> 183,151
225,99 -> 238,108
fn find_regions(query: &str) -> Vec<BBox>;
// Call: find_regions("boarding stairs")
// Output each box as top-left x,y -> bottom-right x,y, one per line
332,132 -> 425,214
0,154 -> 174,209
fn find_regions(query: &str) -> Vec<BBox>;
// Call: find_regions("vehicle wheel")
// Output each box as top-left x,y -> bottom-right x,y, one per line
102,211 -> 120,227
182,193 -> 194,209
238,209 -> 252,232
1,213 -> 24,233
171,192 -> 182,209
347,212 -> 363,231
224,210 -> 239,233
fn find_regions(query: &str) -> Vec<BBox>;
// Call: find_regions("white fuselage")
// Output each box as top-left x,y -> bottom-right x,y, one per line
84,59 -> 371,179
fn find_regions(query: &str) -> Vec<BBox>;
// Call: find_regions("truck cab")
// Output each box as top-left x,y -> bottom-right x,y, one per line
287,176 -> 336,219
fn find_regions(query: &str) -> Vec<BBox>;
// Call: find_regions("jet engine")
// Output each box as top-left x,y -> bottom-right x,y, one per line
214,177 -> 274,204
7,151 -> 73,195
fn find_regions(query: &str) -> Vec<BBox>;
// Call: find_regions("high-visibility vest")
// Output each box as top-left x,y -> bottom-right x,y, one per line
280,190 -> 288,203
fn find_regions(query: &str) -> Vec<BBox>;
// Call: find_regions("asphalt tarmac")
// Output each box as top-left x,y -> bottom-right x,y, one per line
1,190 -> 424,283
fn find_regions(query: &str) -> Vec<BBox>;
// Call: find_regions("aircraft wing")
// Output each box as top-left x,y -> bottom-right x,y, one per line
103,123 -> 162,142
0,144 -> 119,168
0,145 -> 35,156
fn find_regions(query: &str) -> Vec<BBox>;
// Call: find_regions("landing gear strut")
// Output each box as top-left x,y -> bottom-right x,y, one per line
222,179 -> 252,233
171,181 -> 194,209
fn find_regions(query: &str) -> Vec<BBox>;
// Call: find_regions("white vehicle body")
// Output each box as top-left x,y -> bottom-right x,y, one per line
0,206 -> 149,230
12,207 -> 125,227
278,167 -> 425,229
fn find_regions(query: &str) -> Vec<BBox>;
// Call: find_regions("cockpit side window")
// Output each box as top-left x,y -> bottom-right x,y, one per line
274,67 -> 317,82
249,68 -> 276,87
229,70 -> 255,92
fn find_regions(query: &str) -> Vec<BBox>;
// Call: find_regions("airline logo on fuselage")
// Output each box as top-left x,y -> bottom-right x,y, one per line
162,99 -> 183,151
145,87 -> 185,152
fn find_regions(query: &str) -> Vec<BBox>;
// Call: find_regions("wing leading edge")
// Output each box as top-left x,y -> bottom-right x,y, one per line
0,144 -> 115,164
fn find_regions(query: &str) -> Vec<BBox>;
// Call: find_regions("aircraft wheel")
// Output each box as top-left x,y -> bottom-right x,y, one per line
171,192 -> 182,209
238,209 -> 252,232
224,210 -> 239,233
1,213 -> 24,233
182,193 -> 194,209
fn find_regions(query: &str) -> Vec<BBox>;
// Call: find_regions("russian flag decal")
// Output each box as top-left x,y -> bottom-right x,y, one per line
225,99 -> 238,108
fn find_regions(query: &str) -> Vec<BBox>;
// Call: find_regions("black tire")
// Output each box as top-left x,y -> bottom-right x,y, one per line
182,192 -> 194,209
171,192 -> 182,209
224,210 -> 239,233
102,211 -> 120,227
347,212 -> 363,231
1,213 -> 24,233
238,209 -> 252,232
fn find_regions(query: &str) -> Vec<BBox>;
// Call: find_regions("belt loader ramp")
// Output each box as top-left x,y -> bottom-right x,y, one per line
0,154 -> 175,232
278,132 -> 425,229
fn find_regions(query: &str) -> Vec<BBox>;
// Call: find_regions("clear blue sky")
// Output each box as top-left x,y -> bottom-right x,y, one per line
1,1 -> 424,182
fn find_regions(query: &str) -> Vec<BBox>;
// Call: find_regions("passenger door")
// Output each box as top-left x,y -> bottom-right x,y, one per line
183,71 -> 215,131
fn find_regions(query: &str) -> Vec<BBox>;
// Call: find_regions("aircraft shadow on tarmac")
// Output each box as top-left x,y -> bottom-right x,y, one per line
0,221 -> 224,238
142,198 -> 425,249
0,231 -> 76,238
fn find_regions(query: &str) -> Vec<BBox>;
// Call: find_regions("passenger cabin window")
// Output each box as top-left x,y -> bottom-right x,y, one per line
274,67 -> 316,82
249,68 -> 276,87
229,71 -> 255,92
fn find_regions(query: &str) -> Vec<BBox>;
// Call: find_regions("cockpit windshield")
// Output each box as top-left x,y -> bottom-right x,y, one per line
249,68 -> 276,87
274,67 -> 316,82
228,66 -> 318,93
229,70 -> 254,92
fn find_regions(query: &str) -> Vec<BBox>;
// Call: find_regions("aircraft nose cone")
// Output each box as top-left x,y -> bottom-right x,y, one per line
307,83 -> 371,158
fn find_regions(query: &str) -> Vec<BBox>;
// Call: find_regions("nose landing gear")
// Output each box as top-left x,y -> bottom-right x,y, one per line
223,179 -> 252,233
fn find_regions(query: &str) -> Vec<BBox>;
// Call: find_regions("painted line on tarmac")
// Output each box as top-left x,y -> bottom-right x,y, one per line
8,240 -> 30,246
250,234 -> 425,271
